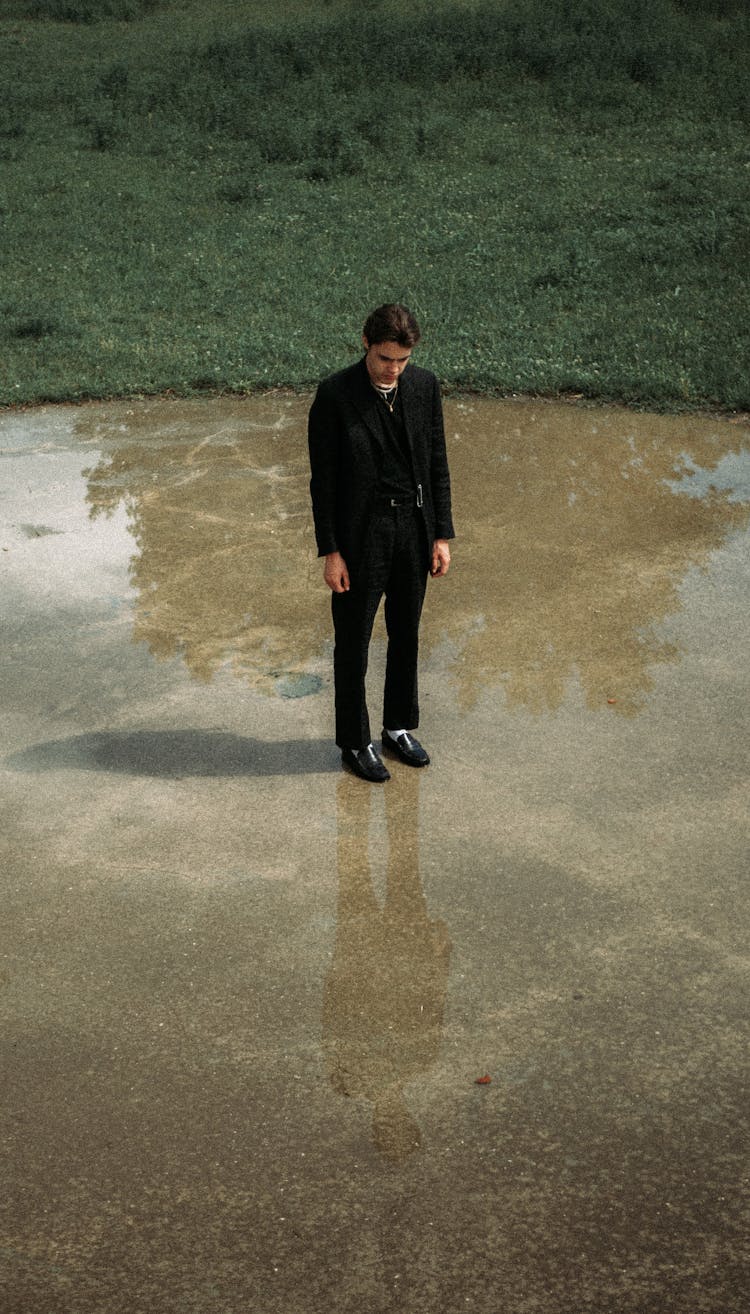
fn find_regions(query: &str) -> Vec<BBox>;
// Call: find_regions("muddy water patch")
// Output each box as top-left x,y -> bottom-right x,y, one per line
429,399 -> 750,715
76,394 -> 328,696
2,395 -> 748,716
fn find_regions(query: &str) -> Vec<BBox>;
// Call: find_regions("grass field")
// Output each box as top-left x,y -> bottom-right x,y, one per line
1,0 -> 748,408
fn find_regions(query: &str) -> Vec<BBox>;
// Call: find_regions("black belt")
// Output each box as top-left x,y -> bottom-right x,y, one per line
376,484 -> 424,510
378,494 -> 414,509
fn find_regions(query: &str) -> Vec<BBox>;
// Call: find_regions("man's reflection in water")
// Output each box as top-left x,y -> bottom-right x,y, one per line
323,771 -> 451,1161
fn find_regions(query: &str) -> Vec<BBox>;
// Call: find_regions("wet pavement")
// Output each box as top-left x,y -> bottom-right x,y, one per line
1,394 -> 749,1313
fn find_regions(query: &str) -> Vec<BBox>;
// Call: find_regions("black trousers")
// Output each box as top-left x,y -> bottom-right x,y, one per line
332,503 -> 428,750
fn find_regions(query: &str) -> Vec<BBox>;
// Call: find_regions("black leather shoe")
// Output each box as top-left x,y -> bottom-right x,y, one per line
342,744 -> 390,782
382,730 -> 430,767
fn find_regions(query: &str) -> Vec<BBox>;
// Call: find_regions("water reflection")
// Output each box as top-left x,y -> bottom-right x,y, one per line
429,400 -> 750,715
81,397 -> 327,693
80,397 -> 750,716
322,772 -> 451,1161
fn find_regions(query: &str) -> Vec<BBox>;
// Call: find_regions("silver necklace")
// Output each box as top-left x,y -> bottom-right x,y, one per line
374,382 -> 398,413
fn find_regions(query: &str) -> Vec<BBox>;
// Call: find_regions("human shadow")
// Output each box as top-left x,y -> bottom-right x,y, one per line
6,730 -> 339,778
322,770 -> 451,1162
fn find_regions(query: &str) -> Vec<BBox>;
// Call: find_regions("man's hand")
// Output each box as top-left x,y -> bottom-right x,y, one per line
324,551 -> 350,593
430,539 -> 451,578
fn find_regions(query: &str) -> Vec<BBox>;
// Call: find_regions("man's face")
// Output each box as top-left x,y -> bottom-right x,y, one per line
362,336 -> 413,388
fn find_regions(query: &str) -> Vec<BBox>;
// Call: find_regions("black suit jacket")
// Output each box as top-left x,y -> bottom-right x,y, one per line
308,357 -> 454,583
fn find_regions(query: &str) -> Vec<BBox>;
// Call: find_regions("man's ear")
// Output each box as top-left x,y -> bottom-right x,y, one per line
361,334 -> 370,352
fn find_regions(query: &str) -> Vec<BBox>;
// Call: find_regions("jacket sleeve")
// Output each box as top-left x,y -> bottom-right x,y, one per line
308,381 -> 341,558
429,376 -> 455,541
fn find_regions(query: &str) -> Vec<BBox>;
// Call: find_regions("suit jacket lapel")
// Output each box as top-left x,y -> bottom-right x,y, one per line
398,366 -> 418,456
346,358 -> 386,452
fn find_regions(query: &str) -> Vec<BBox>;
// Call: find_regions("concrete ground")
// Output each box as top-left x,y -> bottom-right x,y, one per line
1,394 -> 748,1313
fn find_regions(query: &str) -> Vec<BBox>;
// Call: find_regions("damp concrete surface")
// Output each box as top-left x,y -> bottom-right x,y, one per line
1,393 -> 749,1313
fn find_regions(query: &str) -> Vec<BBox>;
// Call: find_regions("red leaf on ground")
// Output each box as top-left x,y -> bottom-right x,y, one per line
475,1074 -> 492,1085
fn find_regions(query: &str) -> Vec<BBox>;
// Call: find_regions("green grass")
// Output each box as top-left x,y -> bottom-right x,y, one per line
1,0 -> 748,408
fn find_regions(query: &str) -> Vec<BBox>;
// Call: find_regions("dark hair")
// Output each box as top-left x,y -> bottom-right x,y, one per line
363,303 -> 421,348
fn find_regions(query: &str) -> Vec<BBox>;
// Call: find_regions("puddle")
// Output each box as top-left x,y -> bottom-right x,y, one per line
3,392 -> 747,716
666,448 -> 750,502
7,388 -> 750,725
77,394 -> 329,695
1,394 -> 748,1312
429,398 -> 750,715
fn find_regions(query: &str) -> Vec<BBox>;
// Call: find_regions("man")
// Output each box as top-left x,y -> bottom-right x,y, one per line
308,304 -> 454,782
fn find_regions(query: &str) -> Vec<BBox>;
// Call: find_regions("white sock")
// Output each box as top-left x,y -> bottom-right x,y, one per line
385,728 -> 407,740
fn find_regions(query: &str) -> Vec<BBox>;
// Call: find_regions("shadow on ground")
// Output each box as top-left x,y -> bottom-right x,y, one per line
7,731 -> 339,778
